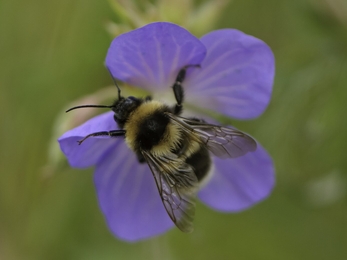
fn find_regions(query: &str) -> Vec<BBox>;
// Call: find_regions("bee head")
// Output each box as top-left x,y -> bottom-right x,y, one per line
112,96 -> 142,126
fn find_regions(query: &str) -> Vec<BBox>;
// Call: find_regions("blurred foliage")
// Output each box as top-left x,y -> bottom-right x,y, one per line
106,0 -> 228,37
0,0 -> 346,259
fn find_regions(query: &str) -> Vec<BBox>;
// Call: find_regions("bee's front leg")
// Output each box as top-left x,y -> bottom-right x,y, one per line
77,130 -> 125,145
172,65 -> 200,115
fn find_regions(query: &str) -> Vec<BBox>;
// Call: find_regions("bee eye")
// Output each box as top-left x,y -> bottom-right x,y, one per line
128,96 -> 138,101
124,96 -> 140,107
122,96 -> 140,110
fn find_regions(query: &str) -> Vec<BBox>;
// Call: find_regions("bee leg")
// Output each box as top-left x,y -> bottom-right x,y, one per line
172,64 -> 200,115
77,130 -> 126,145
145,96 -> 152,101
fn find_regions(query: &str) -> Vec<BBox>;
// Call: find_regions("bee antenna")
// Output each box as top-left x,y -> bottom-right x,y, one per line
66,104 -> 115,113
106,66 -> 122,100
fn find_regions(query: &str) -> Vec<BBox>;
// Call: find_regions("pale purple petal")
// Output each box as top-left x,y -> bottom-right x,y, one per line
184,29 -> 275,119
198,143 -> 275,211
106,22 -> 206,91
94,140 -> 174,242
58,112 -> 119,168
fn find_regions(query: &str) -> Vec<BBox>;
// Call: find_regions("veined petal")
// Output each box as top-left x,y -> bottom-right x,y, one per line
185,29 -> 275,119
94,140 -> 174,242
106,22 -> 206,91
198,143 -> 275,211
58,112 -> 119,168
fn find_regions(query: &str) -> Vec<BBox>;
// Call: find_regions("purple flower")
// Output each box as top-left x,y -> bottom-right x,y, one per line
58,22 -> 275,241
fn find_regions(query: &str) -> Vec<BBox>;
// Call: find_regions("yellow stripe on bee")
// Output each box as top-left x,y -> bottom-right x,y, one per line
150,122 -> 182,157
152,129 -> 201,160
185,139 -> 201,158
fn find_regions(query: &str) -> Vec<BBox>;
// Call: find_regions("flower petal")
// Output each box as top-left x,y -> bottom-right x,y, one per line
94,140 -> 174,242
185,29 -> 275,119
58,112 -> 119,168
198,143 -> 275,211
106,22 -> 206,91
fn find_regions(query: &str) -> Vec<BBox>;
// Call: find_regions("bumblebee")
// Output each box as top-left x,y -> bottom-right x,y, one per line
66,65 -> 256,232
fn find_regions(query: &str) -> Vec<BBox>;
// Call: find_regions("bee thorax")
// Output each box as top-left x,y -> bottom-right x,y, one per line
124,101 -> 180,154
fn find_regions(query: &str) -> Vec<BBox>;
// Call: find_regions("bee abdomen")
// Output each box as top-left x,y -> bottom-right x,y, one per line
185,146 -> 211,182
172,133 -> 211,183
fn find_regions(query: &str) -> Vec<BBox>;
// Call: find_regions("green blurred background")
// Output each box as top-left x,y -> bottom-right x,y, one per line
1,0 -> 346,259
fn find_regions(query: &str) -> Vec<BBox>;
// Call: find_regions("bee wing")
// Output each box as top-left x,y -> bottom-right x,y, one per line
167,114 -> 257,159
142,150 -> 198,233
